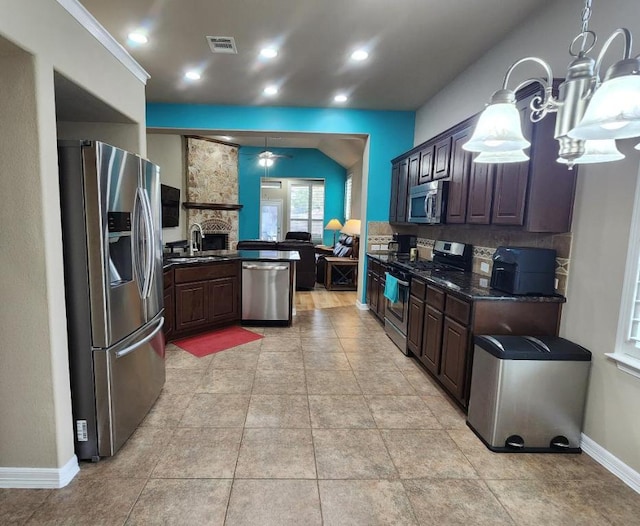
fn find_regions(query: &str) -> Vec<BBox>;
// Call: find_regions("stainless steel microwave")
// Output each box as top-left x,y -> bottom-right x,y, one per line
408,181 -> 448,224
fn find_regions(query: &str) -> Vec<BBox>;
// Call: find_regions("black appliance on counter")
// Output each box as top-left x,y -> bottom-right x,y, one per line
490,247 -> 556,296
388,233 -> 417,254
384,240 -> 473,354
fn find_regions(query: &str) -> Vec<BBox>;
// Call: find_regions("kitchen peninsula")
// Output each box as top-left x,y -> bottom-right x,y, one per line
163,250 -> 300,340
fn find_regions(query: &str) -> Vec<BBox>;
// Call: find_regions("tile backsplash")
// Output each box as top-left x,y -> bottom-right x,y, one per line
366,221 -> 572,295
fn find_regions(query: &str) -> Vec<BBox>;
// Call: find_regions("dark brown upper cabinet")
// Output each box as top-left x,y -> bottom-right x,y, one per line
418,145 -> 434,184
389,161 -> 400,223
446,124 -> 474,224
389,157 -> 410,223
433,136 -> 452,181
466,161 -> 494,224
408,152 -> 420,188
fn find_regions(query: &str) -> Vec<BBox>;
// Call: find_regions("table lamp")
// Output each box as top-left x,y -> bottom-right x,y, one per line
341,219 -> 361,258
324,218 -> 343,246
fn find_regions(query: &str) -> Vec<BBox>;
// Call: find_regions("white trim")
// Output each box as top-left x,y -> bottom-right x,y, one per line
605,352 -> 640,380
581,434 -> 640,494
0,455 -> 79,489
56,0 -> 150,84
356,299 -> 369,311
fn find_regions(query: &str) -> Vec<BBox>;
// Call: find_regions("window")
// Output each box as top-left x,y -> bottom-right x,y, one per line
344,174 -> 353,221
289,180 -> 324,243
611,166 -> 640,379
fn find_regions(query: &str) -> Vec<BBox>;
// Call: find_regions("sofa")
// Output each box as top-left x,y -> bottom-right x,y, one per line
316,233 -> 358,285
236,238 -> 316,290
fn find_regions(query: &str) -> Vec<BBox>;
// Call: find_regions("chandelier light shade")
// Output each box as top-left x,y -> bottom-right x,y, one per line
557,139 -> 625,164
568,72 -> 640,140
258,158 -> 274,168
463,94 -> 531,153
464,0 -> 640,168
473,149 -> 530,163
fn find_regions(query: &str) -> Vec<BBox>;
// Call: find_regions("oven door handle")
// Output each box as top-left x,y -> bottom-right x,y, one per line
386,272 -> 409,287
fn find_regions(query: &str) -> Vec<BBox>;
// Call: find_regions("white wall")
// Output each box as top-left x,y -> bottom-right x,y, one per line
0,0 -> 146,481
414,0 -> 640,473
146,134 -> 187,243
348,157 -> 363,220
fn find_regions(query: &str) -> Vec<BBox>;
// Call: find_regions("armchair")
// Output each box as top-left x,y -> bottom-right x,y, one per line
316,233 -> 358,287
285,231 -> 312,241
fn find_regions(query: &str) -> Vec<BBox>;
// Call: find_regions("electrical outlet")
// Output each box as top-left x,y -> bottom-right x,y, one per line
480,262 -> 490,273
555,278 -> 559,290
479,278 -> 489,288
372,244 -> 380,251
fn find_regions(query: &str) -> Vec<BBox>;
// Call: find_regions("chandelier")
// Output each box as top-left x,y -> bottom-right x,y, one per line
463,0 -> 640,168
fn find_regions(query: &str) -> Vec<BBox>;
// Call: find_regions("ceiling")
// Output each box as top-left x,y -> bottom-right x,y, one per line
75,0 -> 552,167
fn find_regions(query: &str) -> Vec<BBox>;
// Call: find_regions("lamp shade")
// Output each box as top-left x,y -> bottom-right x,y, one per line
557,139 -> 625,164
635,142 -> 640,151
341,219 -> 361,236
463,101 -> 531,153
473,149 -> 530,163
324,218 -> 343,231
569,70 -> 640,140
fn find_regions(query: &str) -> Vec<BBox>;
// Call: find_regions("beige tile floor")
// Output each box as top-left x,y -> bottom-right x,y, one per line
3,305 -> 640,525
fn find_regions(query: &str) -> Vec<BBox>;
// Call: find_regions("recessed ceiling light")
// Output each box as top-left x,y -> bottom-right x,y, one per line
128,31 -> 148,45
260,47 -> 278,59
351,49 -> 369,61
184,70 -> 201,81
334,94 -> 348,103
263,85 -> 279,96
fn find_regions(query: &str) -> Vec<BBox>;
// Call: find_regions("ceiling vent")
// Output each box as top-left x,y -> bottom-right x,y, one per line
206,36 -> 238,54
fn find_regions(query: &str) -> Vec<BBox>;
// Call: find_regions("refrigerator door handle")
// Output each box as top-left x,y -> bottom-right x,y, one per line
132,188 -> 145,298
140,189 -> 155,299
115,317 -> 165,359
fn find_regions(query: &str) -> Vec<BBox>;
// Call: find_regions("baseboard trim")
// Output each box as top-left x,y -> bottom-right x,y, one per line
0,455 -> 79,489
581,433 -> 640,494
356,300 -> 369,311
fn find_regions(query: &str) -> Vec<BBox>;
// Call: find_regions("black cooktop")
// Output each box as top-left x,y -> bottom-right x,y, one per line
391,259 -> 464,273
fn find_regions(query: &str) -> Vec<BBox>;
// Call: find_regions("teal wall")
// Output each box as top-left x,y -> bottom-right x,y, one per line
147,103 -> 415,300
239,146 -> 346,244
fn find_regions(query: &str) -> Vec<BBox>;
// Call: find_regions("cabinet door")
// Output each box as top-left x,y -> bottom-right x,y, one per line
366,269 -> 373,306
492,98 -> 532,225
163,288 -> 174,340
377,274 -> 386,318
407,295 -> 425,355
439,317 -> 470,403
209,277 -> 239,322
396,158 -> 409,222
466,162 -> 494,224
421,305 -> 443,375
446,127 -> 473,224
408,153 -> 420,188
175,281 -> 209,331
418,145 -> 434,184
370,272 -> 380,314
433,137 -> 452,181
389,162 -> 400,222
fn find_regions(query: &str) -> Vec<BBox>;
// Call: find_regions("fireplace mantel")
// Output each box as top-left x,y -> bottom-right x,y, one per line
182,202 -> 243,211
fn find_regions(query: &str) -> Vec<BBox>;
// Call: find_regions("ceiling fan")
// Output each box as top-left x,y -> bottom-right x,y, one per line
242,137 -> 293,169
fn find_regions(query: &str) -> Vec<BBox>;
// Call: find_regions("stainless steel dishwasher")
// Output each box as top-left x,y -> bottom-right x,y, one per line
241,261 -> 291,324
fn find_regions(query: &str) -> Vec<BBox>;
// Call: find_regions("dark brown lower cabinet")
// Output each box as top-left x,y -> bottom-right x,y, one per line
420,305 -> 443,375
407,295 -> 424,355
163,268 -> 175,340
439,317 -> 469,402
167,261 -> 241,340
366,257 -> 388,321
414,281 -> 562,409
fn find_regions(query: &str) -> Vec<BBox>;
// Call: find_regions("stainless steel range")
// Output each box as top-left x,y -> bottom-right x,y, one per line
384,241 -> 472,354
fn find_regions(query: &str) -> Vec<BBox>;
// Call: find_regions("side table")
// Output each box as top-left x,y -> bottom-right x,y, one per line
324,257 -> 358,291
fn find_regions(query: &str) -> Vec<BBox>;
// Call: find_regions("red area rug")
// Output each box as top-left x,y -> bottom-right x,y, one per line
174,326 -> 263,357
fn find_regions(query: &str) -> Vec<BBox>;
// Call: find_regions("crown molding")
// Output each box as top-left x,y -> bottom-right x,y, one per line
56,0 -> 150,84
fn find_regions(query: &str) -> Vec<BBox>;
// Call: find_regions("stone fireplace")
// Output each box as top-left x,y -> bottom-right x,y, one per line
200,218 -> 232,251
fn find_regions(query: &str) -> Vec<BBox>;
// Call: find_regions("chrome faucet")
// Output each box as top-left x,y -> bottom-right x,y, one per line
189,223 -> 205,256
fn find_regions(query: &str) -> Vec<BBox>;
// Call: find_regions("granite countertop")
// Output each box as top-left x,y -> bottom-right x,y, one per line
366,252 -> 565,303
163,249 -> 300,270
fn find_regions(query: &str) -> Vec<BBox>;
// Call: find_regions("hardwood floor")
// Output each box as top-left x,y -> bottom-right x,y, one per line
295,287 -> 358,312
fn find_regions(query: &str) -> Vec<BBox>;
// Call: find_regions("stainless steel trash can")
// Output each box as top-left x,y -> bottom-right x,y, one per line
467,335 -> 591,453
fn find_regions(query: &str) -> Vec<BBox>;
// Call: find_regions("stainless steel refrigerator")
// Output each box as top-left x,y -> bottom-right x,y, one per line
58,140 -> 165,461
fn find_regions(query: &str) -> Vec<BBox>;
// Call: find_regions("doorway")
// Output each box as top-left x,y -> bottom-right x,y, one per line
260,199 -> 283,241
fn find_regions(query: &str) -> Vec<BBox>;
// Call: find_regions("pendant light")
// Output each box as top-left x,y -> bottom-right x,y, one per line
463,0 -> 640,166
557,139 -> 625,166
473,149 -> 530,164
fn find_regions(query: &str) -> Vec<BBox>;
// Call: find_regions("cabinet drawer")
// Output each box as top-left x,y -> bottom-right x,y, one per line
426,285 -> 445,311
175,262 -> 238,284
163,268 -> 174,289
370,259 -> 381,275
445,295 -> 471,325
410,278 -> 426,301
